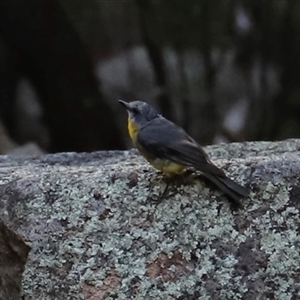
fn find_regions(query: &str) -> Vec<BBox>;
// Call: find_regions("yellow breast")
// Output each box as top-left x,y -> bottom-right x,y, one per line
128,118 -> 139,143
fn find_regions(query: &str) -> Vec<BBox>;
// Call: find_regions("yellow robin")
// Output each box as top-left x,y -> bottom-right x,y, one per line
119,100 -> 249,203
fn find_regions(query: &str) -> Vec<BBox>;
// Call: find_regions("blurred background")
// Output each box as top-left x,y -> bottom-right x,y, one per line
0,1 -> 299,155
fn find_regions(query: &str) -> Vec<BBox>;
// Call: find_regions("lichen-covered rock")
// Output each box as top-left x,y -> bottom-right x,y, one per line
0,140 -> 300,299
0,220 -> 31,300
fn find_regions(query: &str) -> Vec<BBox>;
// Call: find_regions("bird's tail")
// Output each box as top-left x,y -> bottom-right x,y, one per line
203,172 -> 249,205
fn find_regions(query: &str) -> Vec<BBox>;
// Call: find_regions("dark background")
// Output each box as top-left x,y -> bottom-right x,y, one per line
0,1 -> 298,154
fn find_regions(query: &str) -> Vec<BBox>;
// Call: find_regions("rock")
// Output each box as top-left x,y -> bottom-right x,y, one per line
0,140 -> 300,299
0,220 -> 31,300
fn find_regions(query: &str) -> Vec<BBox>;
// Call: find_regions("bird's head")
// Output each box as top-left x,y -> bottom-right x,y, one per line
118,100 -> 159,127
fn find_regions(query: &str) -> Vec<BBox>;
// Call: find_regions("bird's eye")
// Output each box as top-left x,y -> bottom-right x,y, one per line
132,108 -> 139,114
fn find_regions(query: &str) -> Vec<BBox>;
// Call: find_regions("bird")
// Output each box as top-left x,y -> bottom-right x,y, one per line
119,100 -> 249,204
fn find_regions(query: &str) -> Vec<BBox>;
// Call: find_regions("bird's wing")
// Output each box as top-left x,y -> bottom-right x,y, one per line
137,117 -> 225,177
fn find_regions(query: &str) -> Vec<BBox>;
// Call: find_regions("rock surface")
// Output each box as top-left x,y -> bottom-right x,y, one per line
0,140 -> 300,299
0,220 -> 31,300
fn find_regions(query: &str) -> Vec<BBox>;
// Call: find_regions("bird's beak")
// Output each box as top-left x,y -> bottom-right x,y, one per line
118,100 -> 130,110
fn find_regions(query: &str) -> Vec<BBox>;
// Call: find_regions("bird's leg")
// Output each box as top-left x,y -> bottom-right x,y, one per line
148,171 -> 194,203
159,179 -> 172,200
146,171 -> 180,202
147,175 -> 173,203
147,169 -> 199,203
